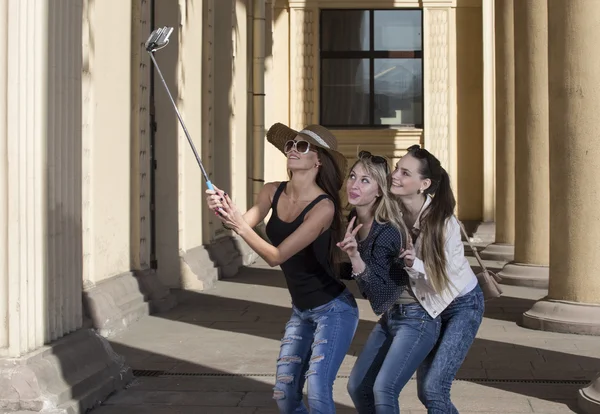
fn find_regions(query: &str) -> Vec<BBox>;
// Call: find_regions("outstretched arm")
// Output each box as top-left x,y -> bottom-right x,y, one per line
206,183 -> 277,229
215,192 -> 334,267
241,183 -> 277,228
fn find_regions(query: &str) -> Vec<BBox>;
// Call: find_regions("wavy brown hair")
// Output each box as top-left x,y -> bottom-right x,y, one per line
404,145 -> 456,294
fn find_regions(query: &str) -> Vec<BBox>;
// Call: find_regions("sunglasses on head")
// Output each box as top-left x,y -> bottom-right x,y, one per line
284,139 -> 313,154
359,150 -> 389,174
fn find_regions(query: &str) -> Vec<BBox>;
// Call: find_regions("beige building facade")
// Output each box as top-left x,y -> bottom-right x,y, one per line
0,0 -> 598,412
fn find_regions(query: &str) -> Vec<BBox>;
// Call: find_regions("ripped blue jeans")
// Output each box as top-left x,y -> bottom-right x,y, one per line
274,289 -> 359,413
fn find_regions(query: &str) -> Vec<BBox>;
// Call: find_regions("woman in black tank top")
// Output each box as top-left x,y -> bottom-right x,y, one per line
206,123 -> 359,414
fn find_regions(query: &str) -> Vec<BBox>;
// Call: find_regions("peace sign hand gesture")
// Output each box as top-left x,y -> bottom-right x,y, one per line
336,216 -> 363,259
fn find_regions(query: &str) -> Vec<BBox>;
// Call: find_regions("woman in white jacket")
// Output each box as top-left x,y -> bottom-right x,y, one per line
391,144 -> 484,414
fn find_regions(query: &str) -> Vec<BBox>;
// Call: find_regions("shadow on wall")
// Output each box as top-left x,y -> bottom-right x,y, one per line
20,2 -> 132,413
151,0 -> 183,287
149,0 -> 271,284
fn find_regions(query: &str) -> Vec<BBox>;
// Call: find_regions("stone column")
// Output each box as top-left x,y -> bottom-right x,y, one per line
0,2 -> 130,411
497,0 -> 549,288
521,2 -> 600,410
481,0 -> 495,224
290,6 -> 318,129
0,0 -> 48,358
472,0 -> 496,244
264,0 -> 290,185
480,0 -> 515,261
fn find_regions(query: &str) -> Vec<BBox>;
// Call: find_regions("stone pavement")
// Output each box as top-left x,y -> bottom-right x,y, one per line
91,258 -> 600,413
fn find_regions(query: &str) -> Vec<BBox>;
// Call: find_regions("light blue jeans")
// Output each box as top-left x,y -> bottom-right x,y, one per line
347,303 -> 441,414
274,289 -> 359,413
417,285 -> 485,413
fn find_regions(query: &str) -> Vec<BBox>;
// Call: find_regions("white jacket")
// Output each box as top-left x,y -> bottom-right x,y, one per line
405,196 -> 478,318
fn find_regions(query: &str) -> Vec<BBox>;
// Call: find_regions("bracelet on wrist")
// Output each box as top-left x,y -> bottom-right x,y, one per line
351,268 -> 365,279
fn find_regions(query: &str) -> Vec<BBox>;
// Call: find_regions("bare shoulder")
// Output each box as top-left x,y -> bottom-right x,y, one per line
306,196 -> 335,221
262,181 -> 282,201
264,181 -> 281,192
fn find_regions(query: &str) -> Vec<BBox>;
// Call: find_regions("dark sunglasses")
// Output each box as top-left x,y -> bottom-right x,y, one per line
358,150 -> 389,174
284,139 -> 313,154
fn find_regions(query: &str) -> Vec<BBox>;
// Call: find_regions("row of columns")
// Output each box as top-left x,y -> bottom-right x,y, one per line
486,0 -> 550,287
480,1 -> 600,411
484,0 -> 600,330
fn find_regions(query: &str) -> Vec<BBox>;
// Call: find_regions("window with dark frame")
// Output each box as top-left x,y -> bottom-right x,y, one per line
320,9 -> 423,129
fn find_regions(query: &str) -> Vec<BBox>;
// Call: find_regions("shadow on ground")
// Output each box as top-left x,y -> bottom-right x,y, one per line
95,342 -> 358,413
90,268 -> 598,413
224,266 -> 539,324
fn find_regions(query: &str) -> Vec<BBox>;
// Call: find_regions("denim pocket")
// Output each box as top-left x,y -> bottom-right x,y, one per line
454,286 -> 485,312
338,290 -> 357,308
386,305 -> 440,339
311,291 -> 357,315
391,304 -> 432,322
310,300 -> 336,314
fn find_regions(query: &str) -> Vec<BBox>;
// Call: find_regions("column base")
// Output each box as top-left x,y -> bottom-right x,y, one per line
0,328 -> 131,413
180,240 -> 258,288
579,373 -> 600,414
497,262 -> 549,288
135,268 -> 179,313
522,299 -> 600,335
472,221 -> 496,244
207,235 -> 258,279
180,245 -> 220,290
83,269 -> 177,338
480,243 -> 514,261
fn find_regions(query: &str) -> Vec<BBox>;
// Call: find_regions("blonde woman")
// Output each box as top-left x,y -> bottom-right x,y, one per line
338,151 -> 441,414
391,145 -> 483,414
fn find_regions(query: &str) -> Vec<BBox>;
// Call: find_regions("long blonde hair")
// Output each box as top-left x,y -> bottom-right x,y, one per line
350,155 -> 409,247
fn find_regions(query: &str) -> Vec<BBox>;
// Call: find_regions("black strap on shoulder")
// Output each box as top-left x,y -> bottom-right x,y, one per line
271,182 -> 288,213
296,194 -> 332,223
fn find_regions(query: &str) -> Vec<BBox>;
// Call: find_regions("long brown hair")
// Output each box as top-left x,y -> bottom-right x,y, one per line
288,147 -> 344,276
349,156 -> 409,248
404,145 -> 456,294
316,148 -> 345,274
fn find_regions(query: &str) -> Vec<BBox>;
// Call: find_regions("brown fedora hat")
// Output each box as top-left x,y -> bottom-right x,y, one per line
266,123 -> 347,174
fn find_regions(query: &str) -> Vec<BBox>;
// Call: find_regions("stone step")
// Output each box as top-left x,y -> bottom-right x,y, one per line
0,329 -> 131,413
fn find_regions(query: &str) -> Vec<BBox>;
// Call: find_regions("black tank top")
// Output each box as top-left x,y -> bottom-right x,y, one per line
265,182 -> 346,310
